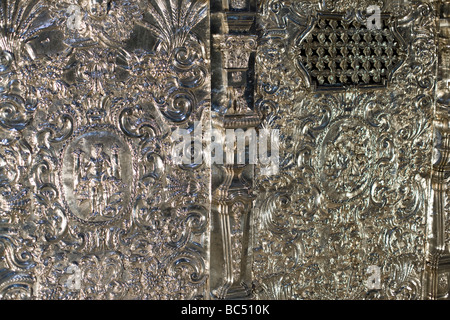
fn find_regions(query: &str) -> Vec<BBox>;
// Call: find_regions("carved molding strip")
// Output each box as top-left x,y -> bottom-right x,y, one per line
210,0 -> 258,300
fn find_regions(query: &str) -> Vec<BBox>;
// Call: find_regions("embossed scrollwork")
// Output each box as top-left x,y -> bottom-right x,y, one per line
159,89 -> 195,123
0,0 -> 210,301
253,0 -> 436,299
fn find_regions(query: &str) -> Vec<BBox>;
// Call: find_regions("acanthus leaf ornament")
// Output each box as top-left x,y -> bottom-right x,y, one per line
252,0 -> 437,300
0,0 -> 447,301
294,11 -> 407,91
0,0 -> 210,300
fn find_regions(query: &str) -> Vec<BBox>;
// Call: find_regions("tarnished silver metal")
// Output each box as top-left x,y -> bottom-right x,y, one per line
0,0 -> 448,300
0,0 -> 210,300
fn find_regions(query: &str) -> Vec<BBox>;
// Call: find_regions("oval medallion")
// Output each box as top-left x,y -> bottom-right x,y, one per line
318,118 -> 374,203
61,127 -> 133,224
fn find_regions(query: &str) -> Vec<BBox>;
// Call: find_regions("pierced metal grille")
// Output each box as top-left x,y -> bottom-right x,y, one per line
297,13 -> 406,90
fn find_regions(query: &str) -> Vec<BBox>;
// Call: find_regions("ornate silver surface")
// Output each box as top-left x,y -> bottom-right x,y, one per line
0,0 -> 210,300
295,11 -> 407,90
252,0 -> 444,300
0,0 -> 448,300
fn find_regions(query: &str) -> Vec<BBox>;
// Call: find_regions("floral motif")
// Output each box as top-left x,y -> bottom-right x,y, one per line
253,0 -> 436,300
